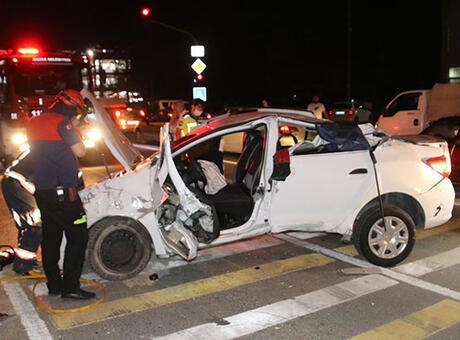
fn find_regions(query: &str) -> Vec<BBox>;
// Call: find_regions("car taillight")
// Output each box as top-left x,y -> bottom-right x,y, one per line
348,110 -> 354,115
328,110 -> 332,115
139,109 -> 146,117
424,155 -> 451,178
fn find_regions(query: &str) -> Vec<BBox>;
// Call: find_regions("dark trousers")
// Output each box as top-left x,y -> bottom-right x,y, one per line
34,189 -> 88,293
1,177 -> 42,273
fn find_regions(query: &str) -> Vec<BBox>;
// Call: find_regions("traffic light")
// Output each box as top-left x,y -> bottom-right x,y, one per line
141,7 -> 150,16
193,74 -> 204,84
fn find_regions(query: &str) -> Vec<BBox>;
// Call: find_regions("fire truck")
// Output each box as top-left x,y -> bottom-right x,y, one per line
0,47 -> 90,165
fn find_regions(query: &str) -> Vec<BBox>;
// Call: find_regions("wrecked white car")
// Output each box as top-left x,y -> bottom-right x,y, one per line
80,90 -> 455,280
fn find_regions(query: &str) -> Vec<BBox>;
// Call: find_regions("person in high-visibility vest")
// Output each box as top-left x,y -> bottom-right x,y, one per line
176,99 -> 210,138
176,112 -> 199,138
1,150 -> 42,275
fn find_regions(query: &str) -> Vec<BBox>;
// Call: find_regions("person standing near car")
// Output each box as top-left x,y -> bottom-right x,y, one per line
27,89 -> 95,300
307,95 -> 327,119
175,99 -> 199,139
1,150 -> 42,275
169,99 -> 187,140
190,99 -> 208,124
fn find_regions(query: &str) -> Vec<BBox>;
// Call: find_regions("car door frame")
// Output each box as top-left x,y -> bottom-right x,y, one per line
268,118 -> 377,235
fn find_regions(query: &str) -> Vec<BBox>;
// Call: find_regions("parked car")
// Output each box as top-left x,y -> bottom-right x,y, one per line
80,89 -> 455,280
328,100 -> 372,123
422,116 -> 460,184
377,83 -> 460,135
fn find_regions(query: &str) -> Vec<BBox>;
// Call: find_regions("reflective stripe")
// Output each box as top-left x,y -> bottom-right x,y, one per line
15,247 -> 37,260
73,215 -> 87,225
4,170 -> 35,194
178,114 -> 198,136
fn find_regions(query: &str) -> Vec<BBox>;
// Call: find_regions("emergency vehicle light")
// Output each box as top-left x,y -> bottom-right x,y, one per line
17,48 -> 39,55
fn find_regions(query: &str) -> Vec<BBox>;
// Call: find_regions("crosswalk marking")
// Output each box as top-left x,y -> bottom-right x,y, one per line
152,274 -> 398,340
349,299 -> 460,340
52,253 -> 334,329
396,246 -> 460,277
278,234 -> 460,301
2,281 -> 53,340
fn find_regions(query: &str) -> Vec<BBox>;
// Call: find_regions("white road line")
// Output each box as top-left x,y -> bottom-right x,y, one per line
152,274 -> 398,340
276,233 -> 460,301
3,281 -> 52,339
395,246 -> 460,277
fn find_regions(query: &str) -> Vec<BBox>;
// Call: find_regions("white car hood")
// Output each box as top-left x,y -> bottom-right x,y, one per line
81,89 -> 143,171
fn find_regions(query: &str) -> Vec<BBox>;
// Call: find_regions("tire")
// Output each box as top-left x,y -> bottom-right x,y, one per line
88,216 -> 152,280
352,205 -> 415,267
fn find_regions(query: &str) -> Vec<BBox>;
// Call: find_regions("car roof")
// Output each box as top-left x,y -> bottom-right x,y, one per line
172,108 -> 326,149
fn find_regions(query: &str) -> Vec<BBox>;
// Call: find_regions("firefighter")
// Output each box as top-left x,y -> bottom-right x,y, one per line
1,150 -> 42,275
27,89 -> 95,300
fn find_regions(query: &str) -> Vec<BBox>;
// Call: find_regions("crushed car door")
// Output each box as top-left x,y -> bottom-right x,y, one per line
269,123 -> 376,233
152,124 -> 217,261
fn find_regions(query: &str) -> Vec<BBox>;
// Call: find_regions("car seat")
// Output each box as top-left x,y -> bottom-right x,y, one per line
207,130 -> 264,228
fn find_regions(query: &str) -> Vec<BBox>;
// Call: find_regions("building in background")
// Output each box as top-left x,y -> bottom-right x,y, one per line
441,0 -> 460,83
85,46 -> 144,105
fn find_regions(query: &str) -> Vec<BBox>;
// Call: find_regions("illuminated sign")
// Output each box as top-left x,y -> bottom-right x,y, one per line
32,57 -> 72,63
193,87 -> 207,102
191,58 -> 206,74
191,45 -> 205,57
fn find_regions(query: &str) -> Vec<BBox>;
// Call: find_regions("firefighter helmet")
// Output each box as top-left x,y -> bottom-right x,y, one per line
55,89 -> 85,116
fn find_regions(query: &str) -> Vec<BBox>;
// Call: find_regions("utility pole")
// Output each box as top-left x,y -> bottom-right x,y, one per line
346,0 -> 352,101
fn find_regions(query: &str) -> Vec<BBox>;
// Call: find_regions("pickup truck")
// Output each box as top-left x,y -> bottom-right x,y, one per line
376,83 -> 460,135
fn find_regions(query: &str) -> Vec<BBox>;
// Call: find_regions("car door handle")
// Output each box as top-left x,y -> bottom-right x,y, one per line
349,168 -> 368,175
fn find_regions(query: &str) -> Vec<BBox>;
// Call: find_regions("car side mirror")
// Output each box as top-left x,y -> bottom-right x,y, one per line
270,149 -> 291,181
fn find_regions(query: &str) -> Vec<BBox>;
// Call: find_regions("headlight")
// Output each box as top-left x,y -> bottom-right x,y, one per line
83,128 -> 101,148
12,133 -> 27,145
86,128 -> 101,141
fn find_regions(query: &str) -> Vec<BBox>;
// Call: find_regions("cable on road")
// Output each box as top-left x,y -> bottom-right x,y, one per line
0,274 -> 106,313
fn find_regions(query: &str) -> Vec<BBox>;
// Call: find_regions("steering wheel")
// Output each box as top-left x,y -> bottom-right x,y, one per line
277,133 -> 298,150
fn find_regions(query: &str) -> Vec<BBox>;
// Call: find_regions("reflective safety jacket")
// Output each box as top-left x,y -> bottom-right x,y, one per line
177,113 -> 198,137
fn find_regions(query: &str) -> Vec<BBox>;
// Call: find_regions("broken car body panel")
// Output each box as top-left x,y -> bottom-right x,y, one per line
78,98 -> 455,279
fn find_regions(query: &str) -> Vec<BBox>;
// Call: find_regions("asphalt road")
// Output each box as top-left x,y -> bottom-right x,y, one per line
1,152 -> 460,339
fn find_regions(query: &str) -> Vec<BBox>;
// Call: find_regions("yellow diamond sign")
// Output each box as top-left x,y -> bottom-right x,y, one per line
191,58 -> 206,74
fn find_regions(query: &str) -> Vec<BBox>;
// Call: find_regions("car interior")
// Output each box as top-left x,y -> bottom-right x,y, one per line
174,125 -> 267,230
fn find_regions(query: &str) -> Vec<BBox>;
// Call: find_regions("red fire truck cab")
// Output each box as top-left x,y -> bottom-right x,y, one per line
0,47 -> 90,165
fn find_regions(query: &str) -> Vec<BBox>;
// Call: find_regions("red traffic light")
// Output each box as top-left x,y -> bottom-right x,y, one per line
141,7 -> 150,16
196,74 -> 203,81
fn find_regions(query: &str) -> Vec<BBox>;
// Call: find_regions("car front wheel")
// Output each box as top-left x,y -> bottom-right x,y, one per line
88,217 -> 152,280
353,205 -> 415,267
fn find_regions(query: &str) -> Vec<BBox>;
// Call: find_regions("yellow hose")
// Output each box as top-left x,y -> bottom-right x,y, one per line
0,274 -> 106,313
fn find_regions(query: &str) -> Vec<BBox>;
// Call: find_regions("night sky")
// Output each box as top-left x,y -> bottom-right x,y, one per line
0,1 -> 443,115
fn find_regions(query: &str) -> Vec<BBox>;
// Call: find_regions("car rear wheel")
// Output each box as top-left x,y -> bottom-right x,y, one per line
353,205 -> 415,267
88,217 -> 152,280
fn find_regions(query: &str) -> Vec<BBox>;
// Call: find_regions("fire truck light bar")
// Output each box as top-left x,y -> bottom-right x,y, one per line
17,48 -> 39,55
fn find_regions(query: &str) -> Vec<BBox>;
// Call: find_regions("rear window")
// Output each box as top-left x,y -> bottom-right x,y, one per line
333,102 -> 351,110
